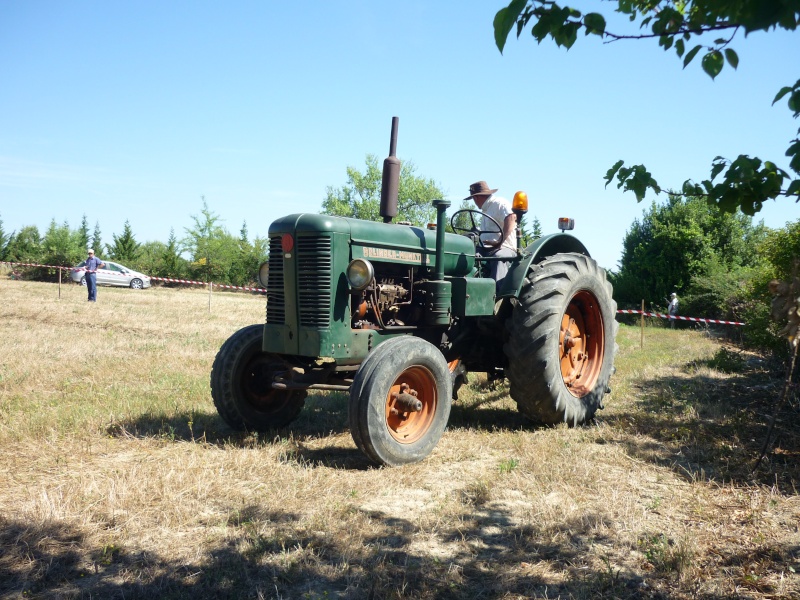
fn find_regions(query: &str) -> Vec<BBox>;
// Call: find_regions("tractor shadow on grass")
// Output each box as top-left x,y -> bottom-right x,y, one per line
108,391 -> 352,444
600,354 -> 799,494
0,507 -> 662,600
109,380 -> 545,468
5,497 -> 795,599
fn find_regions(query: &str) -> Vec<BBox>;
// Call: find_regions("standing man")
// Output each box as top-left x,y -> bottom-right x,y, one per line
668,292 -> 679,329
465,181 -> 517,288
84,248 -> 105,302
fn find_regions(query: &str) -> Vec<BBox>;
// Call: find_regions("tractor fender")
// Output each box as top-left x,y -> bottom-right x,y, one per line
498,233 -> 591,298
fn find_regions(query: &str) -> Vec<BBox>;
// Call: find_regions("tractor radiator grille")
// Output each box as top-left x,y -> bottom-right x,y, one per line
266,236 -> 285,324
297,236 -> 332,328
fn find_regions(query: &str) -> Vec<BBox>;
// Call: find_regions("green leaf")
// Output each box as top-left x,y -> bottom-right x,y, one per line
710,161 -> 726,180
675,38 -> 685,57
724,48 -> 739,69
786,140 -> 800,172
701,50 -> 724,79
773,86 -> 793,105
786,180 -> 800,196
494,0 -> 528,54
560,21 -> 579,48
683,45 -> 702,68
789,91 -> 800,115
583,12 -> 606,35
617,164 -> 660,201
604,160 -> 624,187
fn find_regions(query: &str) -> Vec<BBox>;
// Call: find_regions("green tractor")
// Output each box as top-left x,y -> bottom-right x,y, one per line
211,118 -> 618,466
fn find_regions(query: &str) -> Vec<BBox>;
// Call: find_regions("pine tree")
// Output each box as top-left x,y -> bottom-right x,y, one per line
79,214 -> 90,252
107,220 -> 141,263
0,213 -> 9,261
91,222 -> 103,255
159,228 -> 186,278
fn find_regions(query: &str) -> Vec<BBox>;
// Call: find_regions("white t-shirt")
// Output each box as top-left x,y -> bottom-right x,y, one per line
480,195 -> 516,252
668,297 -> 679,315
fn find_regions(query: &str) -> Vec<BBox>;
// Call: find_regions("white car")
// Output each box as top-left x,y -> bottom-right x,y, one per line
70,260 -> 151,289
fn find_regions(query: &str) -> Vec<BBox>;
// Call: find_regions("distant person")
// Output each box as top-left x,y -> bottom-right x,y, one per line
465,181 -> 517,289
668,292 -> 679,329
84,248 -> 105,302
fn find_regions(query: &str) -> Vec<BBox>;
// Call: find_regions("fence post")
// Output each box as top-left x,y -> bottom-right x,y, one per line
640,299 -> 644,349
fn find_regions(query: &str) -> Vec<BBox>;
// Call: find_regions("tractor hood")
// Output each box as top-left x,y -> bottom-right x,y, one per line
269,213 -> 476,277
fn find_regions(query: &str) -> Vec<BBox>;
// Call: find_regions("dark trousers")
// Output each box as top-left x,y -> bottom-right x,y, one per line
86,272 -> 98,301
479,246 -> 516,293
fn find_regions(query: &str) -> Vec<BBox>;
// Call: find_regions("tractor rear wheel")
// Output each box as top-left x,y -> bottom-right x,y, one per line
349,336 -> 452,466
505,253 -> 617,425
211,324 -> 306,431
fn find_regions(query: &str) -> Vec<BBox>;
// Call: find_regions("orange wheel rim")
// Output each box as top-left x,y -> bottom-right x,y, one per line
559,290 -> 605,397
385,366 -> 437,444
447,359 -> 460,373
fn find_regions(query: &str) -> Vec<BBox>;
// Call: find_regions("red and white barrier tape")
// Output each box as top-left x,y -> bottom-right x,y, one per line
0,262 -> 752,319
617,309 -> 744,326
1,261 -> 267,294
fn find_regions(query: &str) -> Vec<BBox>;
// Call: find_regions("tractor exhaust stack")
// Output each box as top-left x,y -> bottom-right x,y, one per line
380,117 -> 400,223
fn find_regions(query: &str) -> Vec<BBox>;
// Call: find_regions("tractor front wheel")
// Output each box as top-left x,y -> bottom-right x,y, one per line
210,324 -> 306,431
505,253 -> 618,425
349,336 -> 452,466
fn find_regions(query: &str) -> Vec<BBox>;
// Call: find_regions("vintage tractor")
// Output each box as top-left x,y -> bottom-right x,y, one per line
210,118 -> 618,466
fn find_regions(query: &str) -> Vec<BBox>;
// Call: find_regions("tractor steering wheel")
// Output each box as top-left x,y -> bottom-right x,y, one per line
450,209 -> 503,251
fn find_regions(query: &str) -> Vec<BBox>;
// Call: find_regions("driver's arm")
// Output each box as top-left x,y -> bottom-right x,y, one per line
502,213 -> 517,245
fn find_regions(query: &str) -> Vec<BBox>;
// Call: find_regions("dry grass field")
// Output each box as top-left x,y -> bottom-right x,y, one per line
1,277 -> 798,599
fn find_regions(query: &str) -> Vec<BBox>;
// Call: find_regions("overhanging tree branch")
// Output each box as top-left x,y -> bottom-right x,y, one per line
494,0 -> 800,214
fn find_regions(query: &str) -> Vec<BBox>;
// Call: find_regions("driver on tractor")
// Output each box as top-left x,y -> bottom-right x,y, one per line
465,181 -> 517,288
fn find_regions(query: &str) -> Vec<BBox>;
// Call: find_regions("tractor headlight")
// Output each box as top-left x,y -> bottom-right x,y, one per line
257,261 -> 270,288
346,258 -> 374,291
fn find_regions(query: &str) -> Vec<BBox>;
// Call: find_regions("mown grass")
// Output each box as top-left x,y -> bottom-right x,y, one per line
1,277 -> 798,599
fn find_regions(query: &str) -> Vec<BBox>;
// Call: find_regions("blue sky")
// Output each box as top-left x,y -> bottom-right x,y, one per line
1,1 -> 798,271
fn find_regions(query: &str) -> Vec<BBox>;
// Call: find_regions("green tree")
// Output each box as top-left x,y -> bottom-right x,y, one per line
519,214 -> 542,246
91,221 -> 103,254
78,214 -> 90,252
41,219 -> 83,267
0,214 -> 9,261
738,219 -> 800,353
6,225 -> 42,263
182,198 -> 237,283
157,228 -> 189,280
107,220 -> 141,264
228,221 -> 267,287
759,218 -> 800,281
612,195 -> 765,311
494,0 -> 800,214
321,154 -> 445,226
134,240 -> 167,275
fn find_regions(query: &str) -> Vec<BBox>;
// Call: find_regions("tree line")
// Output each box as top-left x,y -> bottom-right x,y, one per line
0,199 -> 268,288
3,157 -> 797,356
612,195 -> 800,354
